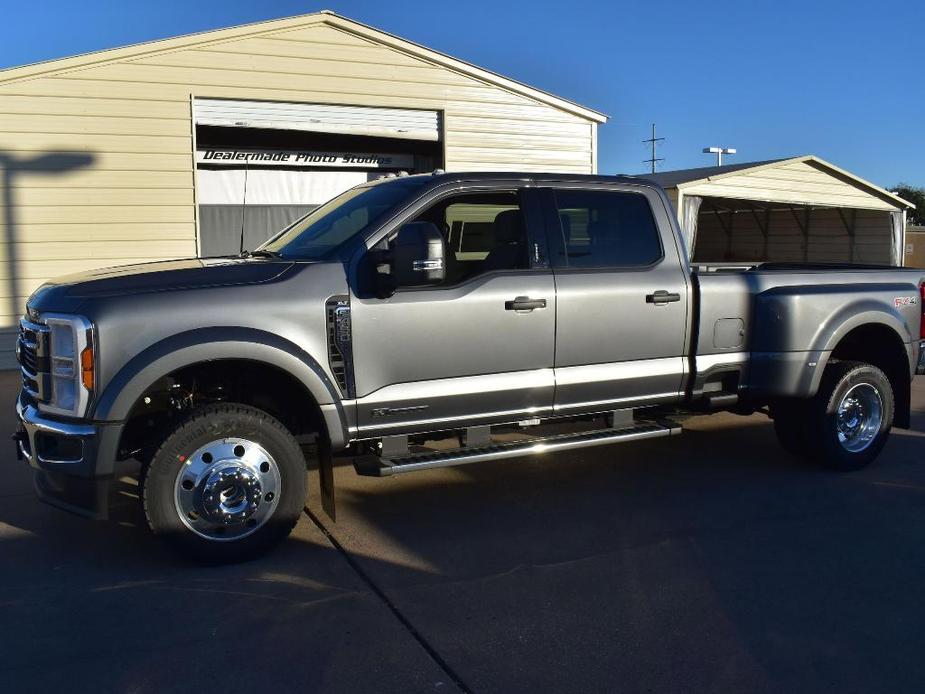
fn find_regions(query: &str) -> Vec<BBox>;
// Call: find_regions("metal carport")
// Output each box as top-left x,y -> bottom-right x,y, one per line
646,156 -> 915,266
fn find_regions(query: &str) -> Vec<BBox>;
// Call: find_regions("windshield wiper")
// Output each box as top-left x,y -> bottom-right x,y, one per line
240,249 -> 281,259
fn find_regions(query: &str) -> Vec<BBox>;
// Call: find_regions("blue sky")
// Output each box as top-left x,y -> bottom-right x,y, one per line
3,0 -> 923,186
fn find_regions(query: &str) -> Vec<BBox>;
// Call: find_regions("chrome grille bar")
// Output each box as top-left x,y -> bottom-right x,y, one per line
18,317 -> 50,401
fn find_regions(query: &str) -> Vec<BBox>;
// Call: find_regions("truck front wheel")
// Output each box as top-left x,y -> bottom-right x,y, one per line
776,361 -> 893,471
142,403 -> 307,563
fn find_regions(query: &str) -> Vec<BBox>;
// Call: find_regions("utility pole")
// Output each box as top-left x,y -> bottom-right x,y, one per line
703,146 -> 736,166
643,123 -> 665,173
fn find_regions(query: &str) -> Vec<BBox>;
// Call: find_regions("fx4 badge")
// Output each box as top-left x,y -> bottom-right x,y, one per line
894,296 -> 918,307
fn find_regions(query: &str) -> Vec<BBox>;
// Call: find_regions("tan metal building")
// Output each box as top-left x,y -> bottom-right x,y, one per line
0,11 -> 606,366
647,156 -> 914,267
904,225 -> 925,268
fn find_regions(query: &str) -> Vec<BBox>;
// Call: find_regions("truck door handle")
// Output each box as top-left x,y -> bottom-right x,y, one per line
505,297 -> 547,311
646,290 -> 681,305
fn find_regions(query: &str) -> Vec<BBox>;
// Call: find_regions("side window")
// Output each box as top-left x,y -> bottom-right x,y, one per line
412,191 -> 529,284
553,189 -> 662,268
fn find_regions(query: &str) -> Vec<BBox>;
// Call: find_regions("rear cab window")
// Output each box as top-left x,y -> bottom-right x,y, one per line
548,188 -> 663,269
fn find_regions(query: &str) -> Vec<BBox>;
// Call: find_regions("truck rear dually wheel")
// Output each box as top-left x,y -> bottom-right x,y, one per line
775,361 -> 893,471
142,403 -> 307,563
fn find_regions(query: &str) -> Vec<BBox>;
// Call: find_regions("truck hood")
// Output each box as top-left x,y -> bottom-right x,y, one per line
27,257 -> 296,313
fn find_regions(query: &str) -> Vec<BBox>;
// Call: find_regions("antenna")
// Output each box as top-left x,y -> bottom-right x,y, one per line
643,123 -> 665,173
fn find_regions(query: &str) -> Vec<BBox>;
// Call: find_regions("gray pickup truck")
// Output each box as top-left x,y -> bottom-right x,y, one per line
14,171 -> 925,562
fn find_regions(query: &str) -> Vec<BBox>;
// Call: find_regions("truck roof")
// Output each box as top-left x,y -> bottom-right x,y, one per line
389,171 -> 654,188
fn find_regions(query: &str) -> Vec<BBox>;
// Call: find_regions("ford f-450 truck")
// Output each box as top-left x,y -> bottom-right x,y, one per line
14,172 -> 925,562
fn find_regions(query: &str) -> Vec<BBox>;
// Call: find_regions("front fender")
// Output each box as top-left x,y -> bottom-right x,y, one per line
91,327 -> 346,443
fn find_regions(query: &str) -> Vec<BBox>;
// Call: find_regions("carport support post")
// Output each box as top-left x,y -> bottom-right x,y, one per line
805,207 -> 811,261
837,208 -> 857,262
748,202 -> 771,259
790,206 -> 812,261
710,201 -> 735,260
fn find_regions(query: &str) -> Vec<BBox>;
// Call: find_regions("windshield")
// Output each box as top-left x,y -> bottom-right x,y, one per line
259,177 -> 429,259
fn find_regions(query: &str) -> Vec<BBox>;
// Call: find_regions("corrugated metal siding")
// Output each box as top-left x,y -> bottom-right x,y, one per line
0,22 -> 596,365
682,159 -> 897,211
693,207 -> 892,264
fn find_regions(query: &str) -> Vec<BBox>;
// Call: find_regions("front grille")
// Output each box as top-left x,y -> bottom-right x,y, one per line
19,342 -> 38,373
18,317 -> 50,401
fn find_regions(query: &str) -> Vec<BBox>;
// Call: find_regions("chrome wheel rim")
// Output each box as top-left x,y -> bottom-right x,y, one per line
174,438 -> 281,542
835,383 -> 883,453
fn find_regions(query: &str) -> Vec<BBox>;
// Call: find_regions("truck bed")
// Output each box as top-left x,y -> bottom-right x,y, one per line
691,263 -> 924,409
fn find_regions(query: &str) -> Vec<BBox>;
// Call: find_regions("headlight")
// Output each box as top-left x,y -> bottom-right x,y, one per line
43,314 -> 94,417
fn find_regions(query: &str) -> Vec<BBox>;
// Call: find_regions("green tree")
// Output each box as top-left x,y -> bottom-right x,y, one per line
892,184 -> 925,225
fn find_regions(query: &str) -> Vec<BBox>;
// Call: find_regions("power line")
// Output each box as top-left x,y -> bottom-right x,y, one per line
642,123 -> 665,173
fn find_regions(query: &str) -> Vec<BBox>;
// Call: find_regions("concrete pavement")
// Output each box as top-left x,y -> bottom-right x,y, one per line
2,371 -> 925,693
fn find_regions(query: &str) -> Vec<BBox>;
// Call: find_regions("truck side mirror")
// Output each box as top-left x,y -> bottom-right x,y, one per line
390,221 -> 446,288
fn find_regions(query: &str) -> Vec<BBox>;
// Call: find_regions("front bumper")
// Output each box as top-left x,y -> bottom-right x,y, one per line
14,393 -> 123,519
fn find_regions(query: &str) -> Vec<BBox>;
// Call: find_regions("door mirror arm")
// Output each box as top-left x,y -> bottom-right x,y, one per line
368,248 -> 396,298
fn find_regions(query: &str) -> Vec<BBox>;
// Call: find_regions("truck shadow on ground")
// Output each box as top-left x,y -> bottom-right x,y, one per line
1,409 -> 924,692
0,473 -> 454,692
330,414 -> 925,586
319,413 -> 925,692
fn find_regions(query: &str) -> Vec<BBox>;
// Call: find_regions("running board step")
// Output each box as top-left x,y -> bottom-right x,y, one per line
353,422 -> 682,477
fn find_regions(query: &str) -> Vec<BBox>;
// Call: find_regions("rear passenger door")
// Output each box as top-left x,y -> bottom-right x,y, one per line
541,184 -> 691,414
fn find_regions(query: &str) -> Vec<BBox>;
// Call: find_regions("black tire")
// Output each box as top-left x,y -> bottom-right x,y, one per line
142,403 -> 307,563
795,361 -> 894,471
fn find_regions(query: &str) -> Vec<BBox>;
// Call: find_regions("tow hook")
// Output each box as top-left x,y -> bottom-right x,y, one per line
11,429 -> 27,461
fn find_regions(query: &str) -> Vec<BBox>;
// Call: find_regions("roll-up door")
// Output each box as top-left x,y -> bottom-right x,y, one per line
193,98 -> 440,141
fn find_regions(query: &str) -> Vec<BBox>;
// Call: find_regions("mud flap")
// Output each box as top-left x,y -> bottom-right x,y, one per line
298,433 -> 335,521
318,438 -> 336,521
315,437 -> 337,521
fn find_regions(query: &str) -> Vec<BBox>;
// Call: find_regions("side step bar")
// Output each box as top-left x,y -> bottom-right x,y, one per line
353,422 -> 681,477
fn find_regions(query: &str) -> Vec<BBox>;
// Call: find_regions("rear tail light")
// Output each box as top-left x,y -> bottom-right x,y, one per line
920,282 -> 925,339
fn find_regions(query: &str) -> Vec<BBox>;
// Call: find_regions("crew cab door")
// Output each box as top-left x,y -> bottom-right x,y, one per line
348,183 -> 556,438
540,184 -> 691,414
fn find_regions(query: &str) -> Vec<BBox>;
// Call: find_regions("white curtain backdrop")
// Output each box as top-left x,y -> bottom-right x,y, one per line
681,195 -> 703,259
244,170 -> 370,205
197,168 -> 369,205
196,168 -> 372,255
196,169 -> 246,204
890,210 -> 905,266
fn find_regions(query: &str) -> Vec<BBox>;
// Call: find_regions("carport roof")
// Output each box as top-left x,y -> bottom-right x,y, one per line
643,155 -> 914,210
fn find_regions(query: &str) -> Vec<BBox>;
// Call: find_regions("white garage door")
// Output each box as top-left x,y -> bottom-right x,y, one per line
194,98 -> 440,141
